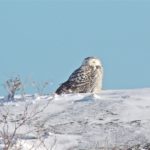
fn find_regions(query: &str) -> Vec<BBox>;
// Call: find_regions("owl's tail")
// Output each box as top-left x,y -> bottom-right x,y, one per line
55,81 -> 71,95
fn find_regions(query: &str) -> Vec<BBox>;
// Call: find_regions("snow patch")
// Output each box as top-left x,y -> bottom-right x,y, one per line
0,89 -> 150,149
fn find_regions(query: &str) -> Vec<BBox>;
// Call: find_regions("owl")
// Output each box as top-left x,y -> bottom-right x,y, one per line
55,57 -> 103,94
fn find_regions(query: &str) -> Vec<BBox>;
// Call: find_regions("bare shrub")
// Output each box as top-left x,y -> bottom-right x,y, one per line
0,95 -> 54,150
4,77 -> 23,101
31,81 -> 51,96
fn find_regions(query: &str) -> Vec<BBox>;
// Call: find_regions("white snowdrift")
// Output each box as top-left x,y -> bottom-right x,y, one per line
0,88 -> 150,150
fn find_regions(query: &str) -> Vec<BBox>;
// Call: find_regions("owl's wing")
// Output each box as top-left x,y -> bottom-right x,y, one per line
55,66 -> 92,94
68,66 -> 92,86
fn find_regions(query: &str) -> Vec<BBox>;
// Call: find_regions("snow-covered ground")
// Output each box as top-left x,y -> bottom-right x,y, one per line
0,88 -> 150,150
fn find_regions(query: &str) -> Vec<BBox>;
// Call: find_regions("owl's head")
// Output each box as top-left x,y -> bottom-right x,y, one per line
82,57 -> 102,69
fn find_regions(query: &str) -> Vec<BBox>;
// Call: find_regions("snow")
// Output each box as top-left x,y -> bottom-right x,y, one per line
0,89 -> 150,150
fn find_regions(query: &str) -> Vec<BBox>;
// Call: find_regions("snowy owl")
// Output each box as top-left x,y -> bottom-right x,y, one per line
55,57 -> 103,94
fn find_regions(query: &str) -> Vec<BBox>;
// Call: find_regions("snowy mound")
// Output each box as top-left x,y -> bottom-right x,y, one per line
0,89 -> 150,150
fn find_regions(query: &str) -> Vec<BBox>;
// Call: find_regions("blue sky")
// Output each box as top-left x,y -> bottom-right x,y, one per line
0,0 -> 150,94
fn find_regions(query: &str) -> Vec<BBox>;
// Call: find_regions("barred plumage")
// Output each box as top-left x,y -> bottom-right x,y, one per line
56,57 -> 103,94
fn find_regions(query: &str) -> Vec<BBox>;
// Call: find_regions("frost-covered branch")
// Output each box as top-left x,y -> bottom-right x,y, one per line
0,96 -> 54,150
31,81 -> 50,95
4,77 -> 22,101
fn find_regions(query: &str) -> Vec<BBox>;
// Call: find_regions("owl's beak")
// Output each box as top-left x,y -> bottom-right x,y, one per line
96,66 -> 101,69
